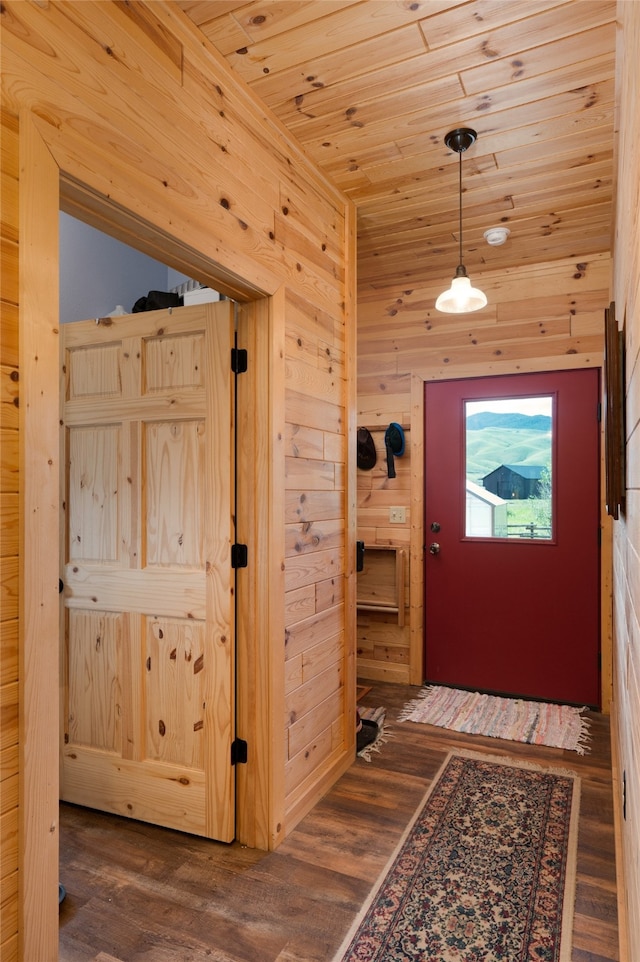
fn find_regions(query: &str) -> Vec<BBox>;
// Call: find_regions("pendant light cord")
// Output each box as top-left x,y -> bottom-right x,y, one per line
458,147 -> 463,268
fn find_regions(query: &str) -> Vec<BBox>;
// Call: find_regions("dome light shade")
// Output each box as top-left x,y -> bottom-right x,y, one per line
435,271 -> 487,314
436,127 -> 487,314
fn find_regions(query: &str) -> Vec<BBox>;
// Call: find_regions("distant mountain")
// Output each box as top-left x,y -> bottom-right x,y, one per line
467,412 -> 552,431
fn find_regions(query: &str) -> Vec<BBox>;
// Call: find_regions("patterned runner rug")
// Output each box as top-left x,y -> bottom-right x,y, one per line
333,751 -> 580,962
398,685 -> 590,754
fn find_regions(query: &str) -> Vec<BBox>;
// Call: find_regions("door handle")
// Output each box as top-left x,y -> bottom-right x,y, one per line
429,542 -> 440,555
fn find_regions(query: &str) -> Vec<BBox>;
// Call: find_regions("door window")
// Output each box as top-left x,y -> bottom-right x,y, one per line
464,395 -> 554,540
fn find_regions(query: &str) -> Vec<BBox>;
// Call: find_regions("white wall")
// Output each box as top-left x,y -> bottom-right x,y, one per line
59,212 -> 169,322
611,1 -> 640,953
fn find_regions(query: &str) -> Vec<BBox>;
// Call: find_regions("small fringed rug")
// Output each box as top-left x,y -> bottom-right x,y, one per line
398,685 -> 590,754
333,751 -> 581,962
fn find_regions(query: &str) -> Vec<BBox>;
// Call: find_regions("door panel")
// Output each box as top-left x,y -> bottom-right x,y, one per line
61,302 -> 235,841
424,369 -> 600,707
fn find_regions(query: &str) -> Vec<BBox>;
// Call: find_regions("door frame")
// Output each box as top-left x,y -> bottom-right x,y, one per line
20,115 -> 285,958
407,368 -> 612,701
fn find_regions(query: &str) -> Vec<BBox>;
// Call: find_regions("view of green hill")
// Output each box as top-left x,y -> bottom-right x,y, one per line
466,414 -> 552,485
467,412 -> 552,432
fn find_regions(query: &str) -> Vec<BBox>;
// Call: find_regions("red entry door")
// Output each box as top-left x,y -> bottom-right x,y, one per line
424,369 -> 600,707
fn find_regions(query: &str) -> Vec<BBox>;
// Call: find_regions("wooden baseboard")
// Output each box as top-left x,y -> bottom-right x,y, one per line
283,747 -> 355,840
356,662 -> 410,684
609,701 -> 630,962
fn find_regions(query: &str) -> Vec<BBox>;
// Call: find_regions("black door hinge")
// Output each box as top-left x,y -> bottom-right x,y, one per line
231,738 -> 248,765
597,401 -> 602,422
231,543 -> 248,568
231,348 -> 247,374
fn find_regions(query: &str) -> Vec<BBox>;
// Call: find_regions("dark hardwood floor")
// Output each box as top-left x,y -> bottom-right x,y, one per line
59,681 -> 619,962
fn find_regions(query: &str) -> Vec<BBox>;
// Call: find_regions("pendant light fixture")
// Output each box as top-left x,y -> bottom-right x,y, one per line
435,127 -> 487,314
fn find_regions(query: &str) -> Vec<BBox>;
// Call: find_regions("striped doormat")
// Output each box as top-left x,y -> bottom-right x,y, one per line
398,685 -> 590,753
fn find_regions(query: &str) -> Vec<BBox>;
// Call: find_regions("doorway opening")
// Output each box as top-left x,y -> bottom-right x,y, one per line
53,190 -> 283,852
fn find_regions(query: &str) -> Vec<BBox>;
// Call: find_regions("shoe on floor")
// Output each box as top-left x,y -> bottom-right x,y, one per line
356,718 -> 379,754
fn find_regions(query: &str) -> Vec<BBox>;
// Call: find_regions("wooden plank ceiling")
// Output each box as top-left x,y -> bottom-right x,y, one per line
176,1 -> 617,296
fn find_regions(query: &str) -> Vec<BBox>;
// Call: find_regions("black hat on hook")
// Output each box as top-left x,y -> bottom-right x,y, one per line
357,427 -> 377,470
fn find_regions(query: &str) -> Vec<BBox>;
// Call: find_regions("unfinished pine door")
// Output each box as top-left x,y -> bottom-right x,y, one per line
60,302 -> 235,841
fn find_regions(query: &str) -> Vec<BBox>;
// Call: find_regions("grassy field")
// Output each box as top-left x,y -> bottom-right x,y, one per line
505,498 -> 552,538
466,426 -> 551,486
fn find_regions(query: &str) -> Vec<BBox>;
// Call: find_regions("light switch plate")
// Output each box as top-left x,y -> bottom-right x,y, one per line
389,506 -> 406,523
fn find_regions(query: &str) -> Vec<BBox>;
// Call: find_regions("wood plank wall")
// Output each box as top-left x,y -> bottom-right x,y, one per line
357,252 -> 611,688
0,2 -> 356,958
611,1 -> 640,956
0,106 -> 19,962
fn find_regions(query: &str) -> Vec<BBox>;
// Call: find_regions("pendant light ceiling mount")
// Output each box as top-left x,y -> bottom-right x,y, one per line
435,126 -> 487,314
444,126 -> 477,154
